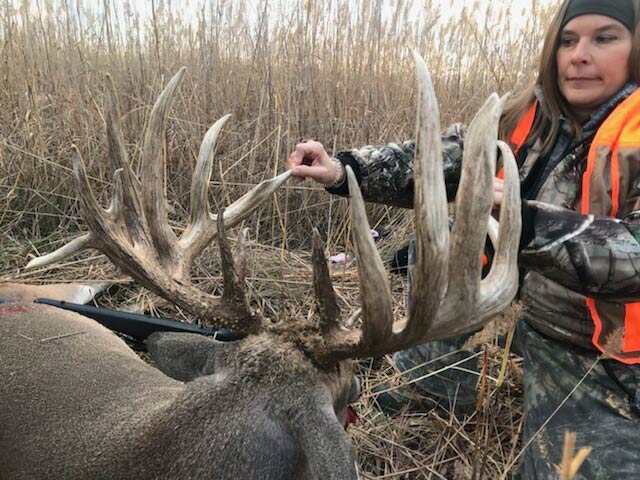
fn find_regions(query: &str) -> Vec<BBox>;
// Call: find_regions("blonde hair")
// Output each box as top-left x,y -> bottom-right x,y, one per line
498,0 -> 640,157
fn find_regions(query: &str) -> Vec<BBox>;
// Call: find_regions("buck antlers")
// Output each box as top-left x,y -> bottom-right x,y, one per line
28,53 -> 520,360
309,52 -> 521,362
27,68 -> 290,334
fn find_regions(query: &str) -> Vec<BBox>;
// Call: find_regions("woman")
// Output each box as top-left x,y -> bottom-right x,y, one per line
289,0 -> 640,478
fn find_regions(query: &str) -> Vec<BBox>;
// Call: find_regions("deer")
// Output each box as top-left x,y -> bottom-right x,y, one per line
0,52 -> 521,480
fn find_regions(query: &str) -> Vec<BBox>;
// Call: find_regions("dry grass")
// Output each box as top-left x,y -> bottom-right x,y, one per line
0,0 -> 555,477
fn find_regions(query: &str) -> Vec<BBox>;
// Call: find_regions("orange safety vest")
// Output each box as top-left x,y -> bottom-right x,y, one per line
510,91 -> 640,363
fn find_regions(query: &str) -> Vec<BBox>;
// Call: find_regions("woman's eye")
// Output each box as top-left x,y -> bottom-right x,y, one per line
559,37 -> 576,47
596,35 -> 616,44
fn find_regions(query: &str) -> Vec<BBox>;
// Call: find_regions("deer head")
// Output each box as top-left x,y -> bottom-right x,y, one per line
3,52 -> 520,479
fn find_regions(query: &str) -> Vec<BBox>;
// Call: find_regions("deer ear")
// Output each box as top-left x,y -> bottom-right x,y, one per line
146,332 -> 231,382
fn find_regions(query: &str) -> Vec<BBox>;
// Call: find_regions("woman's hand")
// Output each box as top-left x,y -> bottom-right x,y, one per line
493,177 -> 504,207
288,140 -> 342,184
490,177 -> 505,219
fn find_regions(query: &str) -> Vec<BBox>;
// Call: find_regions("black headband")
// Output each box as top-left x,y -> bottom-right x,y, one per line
562,0 -> 636,32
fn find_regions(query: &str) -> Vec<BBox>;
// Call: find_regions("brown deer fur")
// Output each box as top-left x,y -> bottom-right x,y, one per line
0,302 -> 358,479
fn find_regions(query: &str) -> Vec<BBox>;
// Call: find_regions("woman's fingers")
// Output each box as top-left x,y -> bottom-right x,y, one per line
292,164 -> 334,183
288,140 -> 337,183
288,144 -> 307,170
493,177 -> 504,206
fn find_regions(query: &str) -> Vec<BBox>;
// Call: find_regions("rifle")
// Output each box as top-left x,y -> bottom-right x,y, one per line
0,297 -> 242,350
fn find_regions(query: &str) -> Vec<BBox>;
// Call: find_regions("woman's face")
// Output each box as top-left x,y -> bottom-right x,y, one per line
556,14 -> 633,120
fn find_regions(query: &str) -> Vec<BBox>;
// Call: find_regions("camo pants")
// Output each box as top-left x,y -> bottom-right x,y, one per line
394,321 -> 640,479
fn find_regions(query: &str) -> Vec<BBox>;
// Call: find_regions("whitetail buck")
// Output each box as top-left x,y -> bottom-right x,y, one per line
0,53 -> 521,479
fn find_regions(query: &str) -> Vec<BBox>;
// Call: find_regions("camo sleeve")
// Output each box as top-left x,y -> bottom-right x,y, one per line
519,202 -> 640,301
325,124 -> 466,208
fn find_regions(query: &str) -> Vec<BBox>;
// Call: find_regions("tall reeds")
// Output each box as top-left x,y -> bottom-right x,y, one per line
0,0 -> 552,257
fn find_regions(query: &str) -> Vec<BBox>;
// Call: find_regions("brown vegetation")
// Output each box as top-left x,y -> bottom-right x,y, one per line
1,0 -> 553,477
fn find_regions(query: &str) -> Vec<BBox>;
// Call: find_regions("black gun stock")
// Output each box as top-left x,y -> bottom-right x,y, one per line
12,298 -> 243,349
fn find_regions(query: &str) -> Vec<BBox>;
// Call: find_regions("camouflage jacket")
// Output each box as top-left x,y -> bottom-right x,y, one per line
327,87 -> 640,350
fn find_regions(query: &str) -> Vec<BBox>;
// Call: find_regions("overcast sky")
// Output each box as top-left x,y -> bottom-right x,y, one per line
9,0 -> 557,35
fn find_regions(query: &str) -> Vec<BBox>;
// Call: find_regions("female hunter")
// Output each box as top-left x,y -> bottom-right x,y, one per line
288,0 -> 640,478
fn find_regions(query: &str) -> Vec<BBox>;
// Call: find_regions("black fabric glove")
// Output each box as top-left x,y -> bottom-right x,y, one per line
325,153 -> 362,196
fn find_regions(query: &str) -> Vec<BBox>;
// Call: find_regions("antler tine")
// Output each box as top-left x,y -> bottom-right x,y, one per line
180,114 -> 231,257
445,94 -> 504,311
28,147 -> 125,273
324,54 -> 451,360
406,51 -> 450,338
428,139 -> 521,337
216,209 -> 253,321
487,216 -> 500,247
220,170 -> 292,227
140,68 -> 186,263
72,146 -> 114,241
105,74 -> 149,245
236,227 -> 249,285
311,228 -> 341,333
109,168 -> 125,224
345,166 -> 394,346
177,113 -> 291,261
478,140 -> 521,317
25,234 -> 92,270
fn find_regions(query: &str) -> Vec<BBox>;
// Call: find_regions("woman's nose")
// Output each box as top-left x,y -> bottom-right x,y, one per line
570,38 -> 592,64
